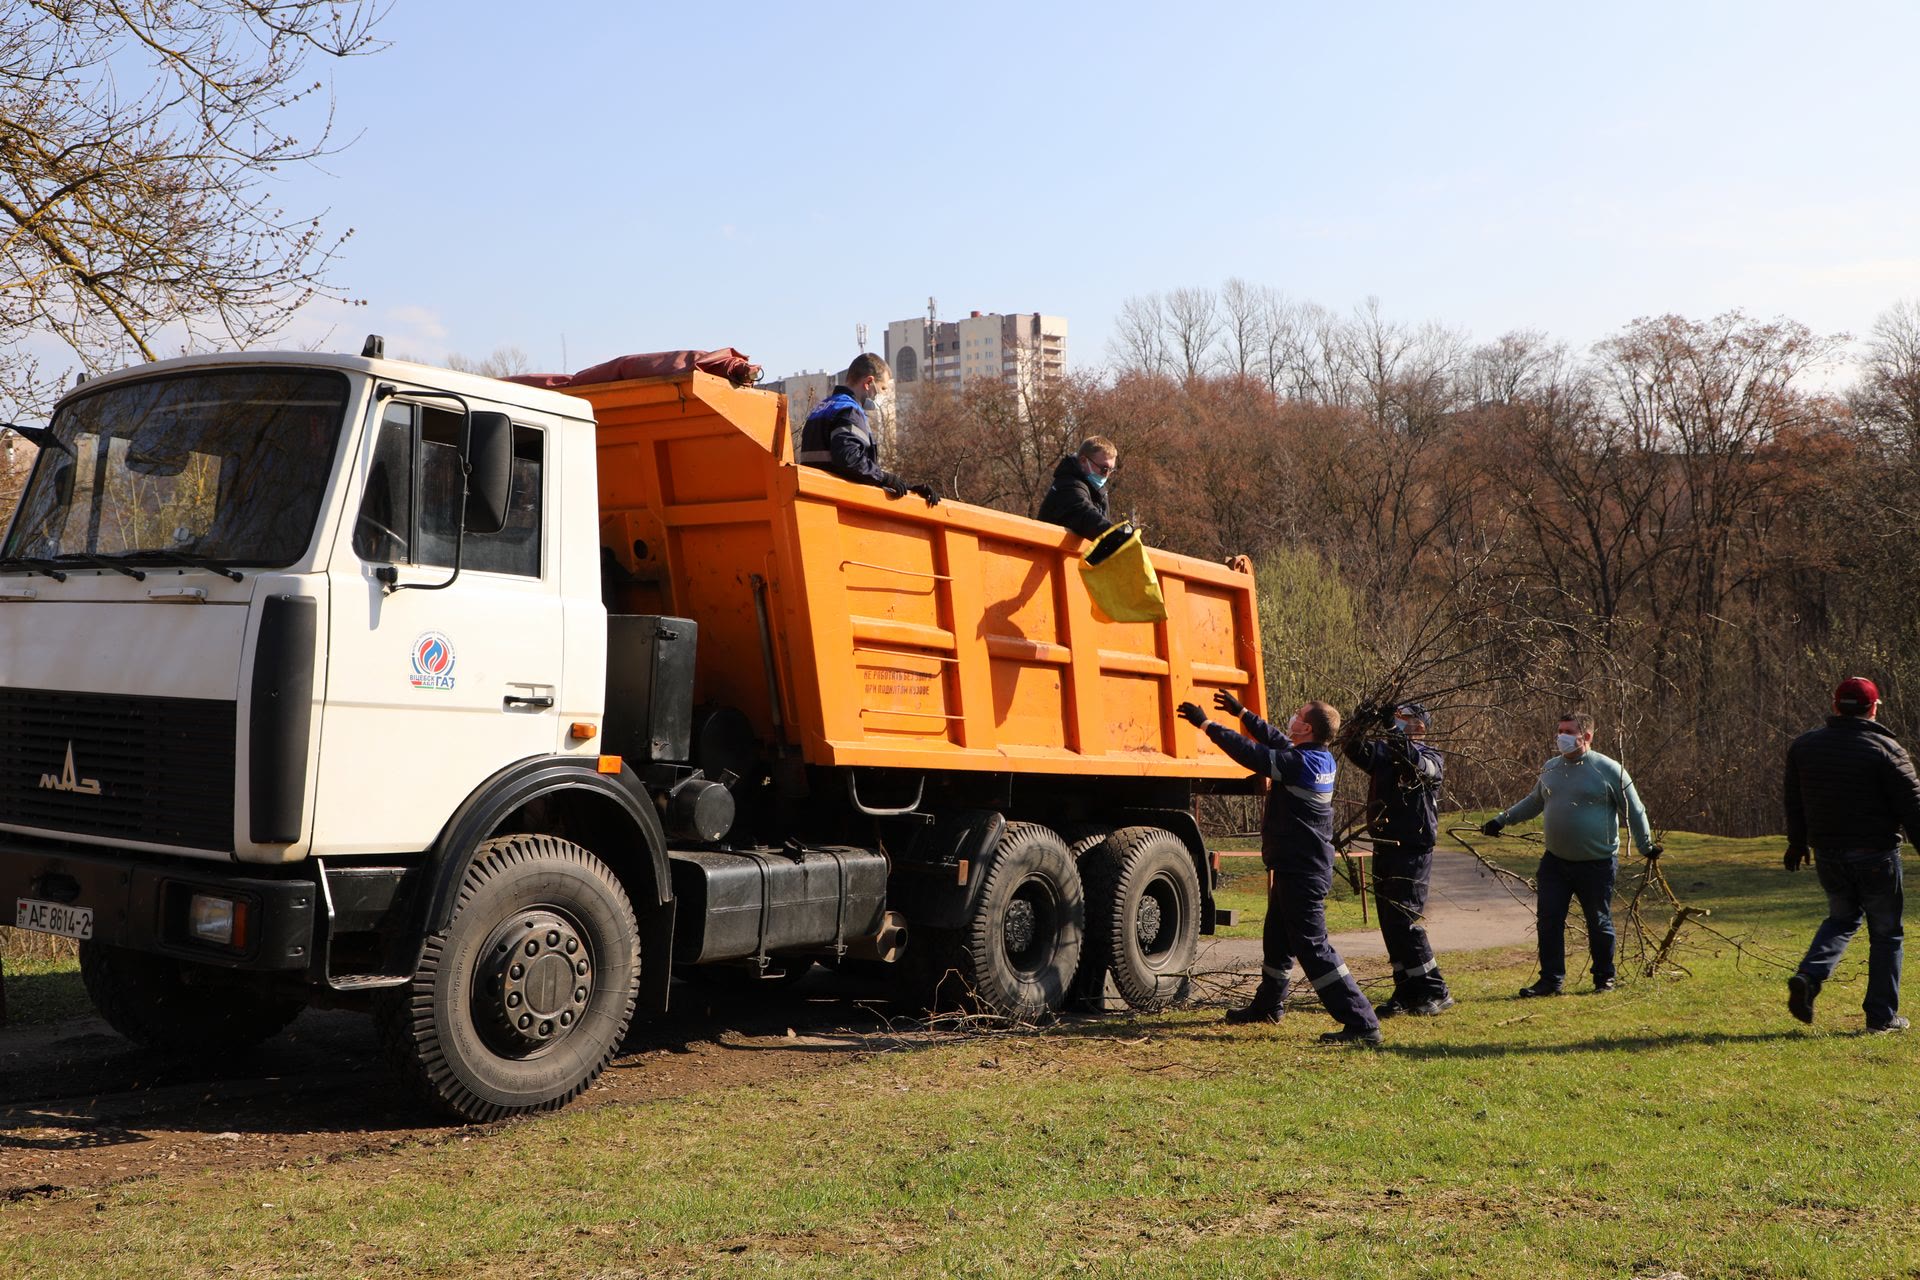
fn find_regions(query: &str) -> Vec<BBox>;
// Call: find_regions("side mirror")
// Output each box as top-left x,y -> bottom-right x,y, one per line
463,411 -> 512,534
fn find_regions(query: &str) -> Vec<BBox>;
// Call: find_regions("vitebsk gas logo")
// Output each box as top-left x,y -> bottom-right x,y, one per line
409,631 -> 457,690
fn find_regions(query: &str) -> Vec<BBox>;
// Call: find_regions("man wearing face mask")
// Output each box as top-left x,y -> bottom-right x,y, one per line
1178,691 -> 1383,1045
1037,436 -> 1117,538
797,353 -> 940,505
1344,701 -> 1452,1017
1481,712 -> 1661,997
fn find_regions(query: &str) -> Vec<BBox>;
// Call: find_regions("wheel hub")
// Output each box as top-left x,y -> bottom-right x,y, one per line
480,910 -> 593,1051
1134,894 -> 1164,949
1004,900 -> 1037,955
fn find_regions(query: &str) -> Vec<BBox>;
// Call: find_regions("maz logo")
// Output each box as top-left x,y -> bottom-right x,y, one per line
39,742 -> 101,796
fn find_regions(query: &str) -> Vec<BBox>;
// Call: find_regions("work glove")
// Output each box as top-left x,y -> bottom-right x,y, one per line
880,475 -> 909,499
1212,689 -> 1245,718
906,482 -> 941,506
1480,817 -> 1504,838
1645,844 -> 1663,860
1177,701 -> 1209,729
1784,846 -> 1806,872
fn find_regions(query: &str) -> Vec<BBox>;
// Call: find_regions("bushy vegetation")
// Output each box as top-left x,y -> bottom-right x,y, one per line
898,295 -> 1920,838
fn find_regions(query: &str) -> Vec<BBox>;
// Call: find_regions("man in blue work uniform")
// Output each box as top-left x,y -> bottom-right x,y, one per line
1345,701 -> 1452,1017
1179,690 -> 1382,1045
1482,711 -> 1662,996
796,353 -> 940,505
1783,675 -> 1919,1033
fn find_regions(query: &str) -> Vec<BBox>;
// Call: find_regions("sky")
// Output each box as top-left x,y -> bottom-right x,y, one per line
266,0 -> 1920,381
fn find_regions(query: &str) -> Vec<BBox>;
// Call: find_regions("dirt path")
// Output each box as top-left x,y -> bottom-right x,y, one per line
1195,844 -> 1537,981
0,977 -> 926,1205
0,850 -> 1538,1206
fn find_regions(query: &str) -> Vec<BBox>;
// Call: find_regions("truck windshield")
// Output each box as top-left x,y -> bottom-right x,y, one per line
1,368 -> 349,569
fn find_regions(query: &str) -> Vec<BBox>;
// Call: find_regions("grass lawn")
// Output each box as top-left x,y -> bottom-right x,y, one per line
6,828 -> 1914,1278
0,929 -> 85,1026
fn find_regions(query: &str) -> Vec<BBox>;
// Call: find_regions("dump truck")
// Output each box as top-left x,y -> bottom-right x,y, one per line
0,342 -> 1264,1120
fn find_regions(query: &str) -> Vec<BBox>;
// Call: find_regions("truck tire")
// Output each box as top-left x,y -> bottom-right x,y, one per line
78,942 -> 304,1054
1081,826 -> 1200,1011
958,822 -> 1085,1021
377,833 -> 640,1122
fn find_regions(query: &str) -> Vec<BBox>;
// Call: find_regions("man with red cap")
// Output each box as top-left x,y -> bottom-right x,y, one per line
1783,676 -> 1920,1033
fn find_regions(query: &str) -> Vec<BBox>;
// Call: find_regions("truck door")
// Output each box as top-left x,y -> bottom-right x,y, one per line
315,397 -> 563,855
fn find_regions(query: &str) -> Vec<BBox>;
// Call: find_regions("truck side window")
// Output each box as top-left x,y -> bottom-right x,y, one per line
351,401 -> 542,578
351,404 -> 414,563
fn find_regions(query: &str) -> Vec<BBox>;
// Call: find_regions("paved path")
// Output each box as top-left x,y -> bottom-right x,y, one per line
1194,846 -> 1536,978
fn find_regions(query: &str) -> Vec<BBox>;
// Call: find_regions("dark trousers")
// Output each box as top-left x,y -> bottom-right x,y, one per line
1261,864 -> 1379,1031
1373,844 -> 1447,1003
1536,851 -> 1617,987
1798,850 -> 1904,1025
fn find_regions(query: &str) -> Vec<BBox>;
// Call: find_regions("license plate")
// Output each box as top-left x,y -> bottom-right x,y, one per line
15,898 -> 93,940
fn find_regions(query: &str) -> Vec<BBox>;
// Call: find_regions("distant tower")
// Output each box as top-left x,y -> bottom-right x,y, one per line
856,322 -> 868,353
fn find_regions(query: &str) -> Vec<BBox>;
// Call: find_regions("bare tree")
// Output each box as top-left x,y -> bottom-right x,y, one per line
1851,299 -> 1920,456
1164,285 -> 1221,383
1108,292 -> 1170,376
1218,277 -> 1268,380
447,345 -> 534,378
0,1 -> 388,416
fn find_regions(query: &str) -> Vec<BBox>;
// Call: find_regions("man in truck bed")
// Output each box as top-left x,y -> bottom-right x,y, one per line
797,353 -> 939,505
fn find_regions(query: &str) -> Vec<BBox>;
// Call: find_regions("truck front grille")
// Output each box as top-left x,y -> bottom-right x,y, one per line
0,687 -> 236,852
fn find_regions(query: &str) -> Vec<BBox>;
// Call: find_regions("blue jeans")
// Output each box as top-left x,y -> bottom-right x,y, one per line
1536,852 -> 1617,987
1798,850 -> 1904,1025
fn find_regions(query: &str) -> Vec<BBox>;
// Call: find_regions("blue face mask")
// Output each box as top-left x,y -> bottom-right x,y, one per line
1088,473 -> 1107,489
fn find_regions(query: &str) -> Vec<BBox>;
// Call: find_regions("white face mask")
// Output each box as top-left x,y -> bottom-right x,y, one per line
1556,732 -> 1582,754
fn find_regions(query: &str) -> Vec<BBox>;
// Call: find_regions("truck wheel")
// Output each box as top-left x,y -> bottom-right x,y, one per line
78,942 -> 304,1054
1082,826 -> 1200,1011
959,822 -> 1084,1021
378,833 -> 640,1122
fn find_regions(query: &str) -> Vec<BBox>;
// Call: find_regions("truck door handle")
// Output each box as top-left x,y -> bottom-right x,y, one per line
504,694 -> 554,710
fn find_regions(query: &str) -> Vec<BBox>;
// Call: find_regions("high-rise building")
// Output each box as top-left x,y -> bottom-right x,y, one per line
884,308 -> 1067,414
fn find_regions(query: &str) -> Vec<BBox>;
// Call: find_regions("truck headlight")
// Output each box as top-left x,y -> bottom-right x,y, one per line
188,894 -> 247,947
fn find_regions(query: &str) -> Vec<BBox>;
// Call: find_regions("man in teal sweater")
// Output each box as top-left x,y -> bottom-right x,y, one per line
1481,711 -> 1663,996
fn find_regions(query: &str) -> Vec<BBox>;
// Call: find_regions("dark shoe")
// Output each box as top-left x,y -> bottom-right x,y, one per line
1224,1003 -> 1284,1025
1516,980 -> 1562,999
1866,1014 -> 1909,1034
1319,1024 -> 1384,1046
1787,973 -> 1816,1025
1407,995 -> 1455,1016
1593,977 -> 1618,993
1372,997 -> 1411,1019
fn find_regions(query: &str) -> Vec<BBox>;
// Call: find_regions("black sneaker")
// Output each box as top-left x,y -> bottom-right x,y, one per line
1319,1025 -> 1384,1046
1224,1002 -> 1284,1025
1787,973 -> 1816,1025
1593,977 -> 1618,993
1866,1014 -> 1909,1034
1407,995 -> 1455,1016
1373,997 -> 1411,1020
1516,980 -> 1562,999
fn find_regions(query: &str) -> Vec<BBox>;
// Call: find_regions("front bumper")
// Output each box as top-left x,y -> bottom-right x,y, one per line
0,836 -> 316,971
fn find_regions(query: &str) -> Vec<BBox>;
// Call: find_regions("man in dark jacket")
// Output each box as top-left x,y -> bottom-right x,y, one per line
1784,675 -> 1920,1033
797,353 -> 939,505
1178,690 -> 1382,1045
1037,436 -> 1116,538
1344,701 -> 1452,1017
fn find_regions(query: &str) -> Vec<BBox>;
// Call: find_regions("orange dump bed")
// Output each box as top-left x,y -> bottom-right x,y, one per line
571,369 -> 1264,782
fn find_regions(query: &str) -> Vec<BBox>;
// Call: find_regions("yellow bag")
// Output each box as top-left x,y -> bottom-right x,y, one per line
1080,522 -> 1167,623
